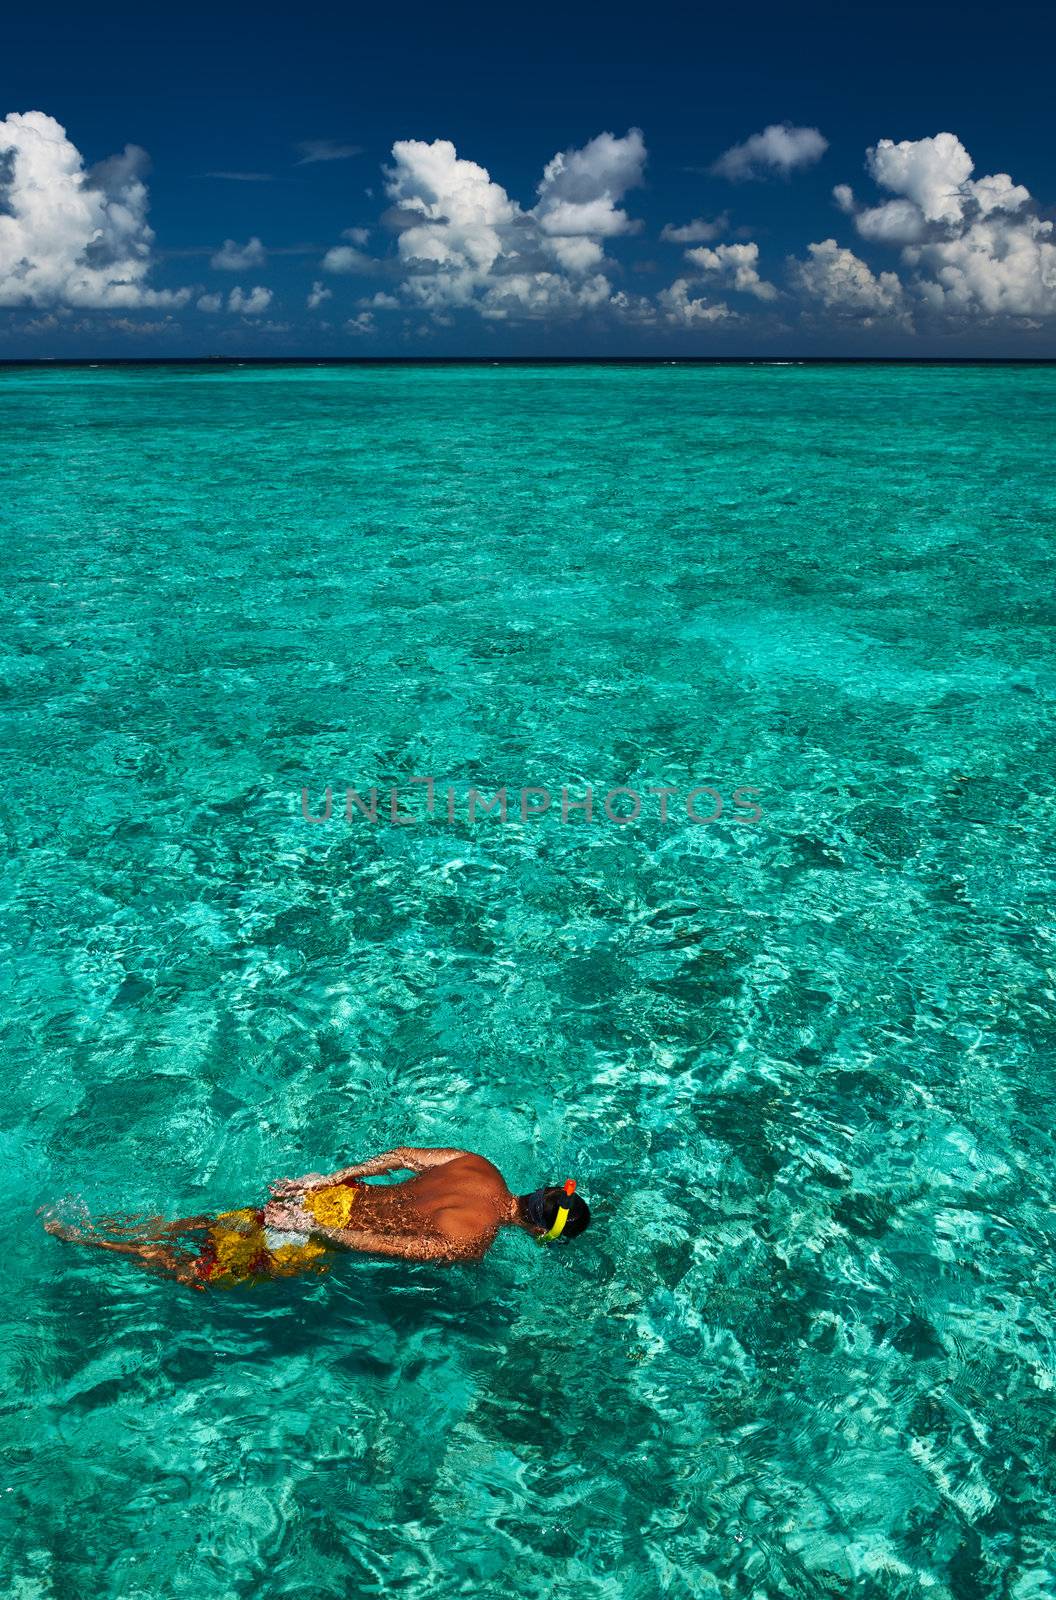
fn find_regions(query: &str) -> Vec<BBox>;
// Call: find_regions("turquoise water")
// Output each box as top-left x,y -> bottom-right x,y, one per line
2,362 -> 1055,1599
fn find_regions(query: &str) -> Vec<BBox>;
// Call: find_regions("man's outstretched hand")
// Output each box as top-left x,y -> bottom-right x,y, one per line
263,1198 -> 313,1232
268,1150 -> 464,1201
268,1174 -> 326,1199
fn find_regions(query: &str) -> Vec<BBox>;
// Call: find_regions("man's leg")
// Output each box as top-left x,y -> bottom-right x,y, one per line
43,1217 -> 205,1289
91,1213 -> 214,1241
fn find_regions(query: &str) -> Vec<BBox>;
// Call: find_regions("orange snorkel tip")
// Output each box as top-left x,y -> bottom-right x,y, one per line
564,1179 -> 576,1196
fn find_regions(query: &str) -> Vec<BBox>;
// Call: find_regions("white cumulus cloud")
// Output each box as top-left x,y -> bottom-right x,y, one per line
660,214 -> 728,244
228,285 -> 272,315
322,129 -> 647,323
478,271 -> 613,321
712,123 -> 828,182
323,238 -> 377,273
854,198 -> 927,246
867,132 -> 974,225
834,132 -> 1055,320
211,236 -> 266,270
197,292 -> 222,312
0,110 -> 188,309
685,241 -> 778,300
534,129 -> 646,256
306,280 -> 332,309
658,279 -> 734,325
789,239 -> 908,324
910,215 -> 1056,318
385,137 -> 518,287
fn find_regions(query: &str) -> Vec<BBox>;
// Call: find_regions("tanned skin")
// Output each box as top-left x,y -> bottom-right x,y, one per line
266,1147 -> 523,1262
42,1148 -> 544,1286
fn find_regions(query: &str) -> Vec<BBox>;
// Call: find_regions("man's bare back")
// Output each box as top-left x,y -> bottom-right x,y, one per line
42,1146 -> 591,1289
266,1147 -> 518,1263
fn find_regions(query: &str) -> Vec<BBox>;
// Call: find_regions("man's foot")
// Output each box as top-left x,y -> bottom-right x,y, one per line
38,1202 -> 93,1243
42,1216 -> 84,1242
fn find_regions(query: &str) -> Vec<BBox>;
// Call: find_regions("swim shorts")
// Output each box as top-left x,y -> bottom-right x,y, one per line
193,1180 -> 361,1288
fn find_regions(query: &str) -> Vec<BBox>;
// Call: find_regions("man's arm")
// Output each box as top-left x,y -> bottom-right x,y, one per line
270,1147 -> 469,1198
314,1223 -> 486,1263
264,1198 -> 492,1263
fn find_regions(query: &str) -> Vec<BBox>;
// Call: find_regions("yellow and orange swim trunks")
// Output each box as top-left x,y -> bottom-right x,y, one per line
193,1180 -> 362,1289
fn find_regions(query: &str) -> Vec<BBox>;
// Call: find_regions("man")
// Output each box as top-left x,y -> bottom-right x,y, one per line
42,1146 -> 591,1290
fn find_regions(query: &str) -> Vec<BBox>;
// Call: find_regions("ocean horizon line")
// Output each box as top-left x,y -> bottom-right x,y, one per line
2,353 -> 1056,369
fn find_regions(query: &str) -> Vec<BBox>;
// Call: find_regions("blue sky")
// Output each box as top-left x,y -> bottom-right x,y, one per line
3,0 -> 1055,355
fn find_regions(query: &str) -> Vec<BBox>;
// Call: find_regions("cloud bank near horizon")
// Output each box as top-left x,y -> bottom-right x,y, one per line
2,110 -> 1055,343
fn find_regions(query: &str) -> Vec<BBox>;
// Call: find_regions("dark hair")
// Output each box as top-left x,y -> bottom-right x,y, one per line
521,1185 -> 591,1239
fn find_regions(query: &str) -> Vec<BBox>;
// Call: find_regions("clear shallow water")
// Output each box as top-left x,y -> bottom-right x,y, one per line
1,362 -> 1055,1599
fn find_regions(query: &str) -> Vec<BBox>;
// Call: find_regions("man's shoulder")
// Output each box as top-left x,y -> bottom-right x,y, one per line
445,1151 -> 506,1184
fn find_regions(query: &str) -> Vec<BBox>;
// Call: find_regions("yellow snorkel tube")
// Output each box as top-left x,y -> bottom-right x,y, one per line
538,1179 -> 577,1244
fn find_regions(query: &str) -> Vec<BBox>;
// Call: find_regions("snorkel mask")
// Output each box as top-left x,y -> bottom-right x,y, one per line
537,1179 -> 577,1244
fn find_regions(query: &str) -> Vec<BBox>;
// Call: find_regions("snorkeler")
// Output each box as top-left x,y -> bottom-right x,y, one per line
41,1146 -> 591,1290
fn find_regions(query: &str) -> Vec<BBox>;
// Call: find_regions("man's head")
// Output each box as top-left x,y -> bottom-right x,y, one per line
518,1179 -> 591,1242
